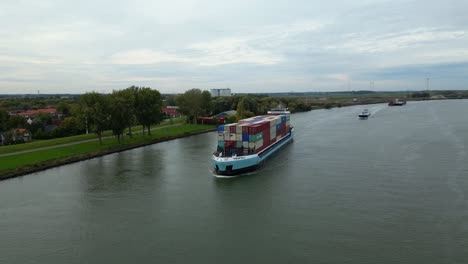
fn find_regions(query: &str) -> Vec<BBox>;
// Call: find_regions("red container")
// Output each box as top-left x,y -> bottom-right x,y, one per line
248,124 -> 262,134
225,141 -> 236,148
263,127 -> 271,146
230,126 -> 236,133
242,125 -> 249,133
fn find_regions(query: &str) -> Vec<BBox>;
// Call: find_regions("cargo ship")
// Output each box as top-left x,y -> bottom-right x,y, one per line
212,112 -> 294,177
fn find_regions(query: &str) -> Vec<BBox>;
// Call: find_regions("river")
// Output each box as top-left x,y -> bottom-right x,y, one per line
1,100 -> 468,263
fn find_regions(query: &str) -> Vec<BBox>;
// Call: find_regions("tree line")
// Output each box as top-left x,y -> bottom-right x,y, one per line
77,86 -> 163,144
1,87 -> 318,145
0,86 -> 163,144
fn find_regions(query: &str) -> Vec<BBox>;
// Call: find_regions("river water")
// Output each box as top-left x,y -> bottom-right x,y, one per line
1,100 -> 468,263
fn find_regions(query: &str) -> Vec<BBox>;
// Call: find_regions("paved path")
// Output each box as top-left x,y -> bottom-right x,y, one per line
0,124 -> 182,158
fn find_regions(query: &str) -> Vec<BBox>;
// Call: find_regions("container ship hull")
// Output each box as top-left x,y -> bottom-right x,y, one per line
212,112 -> 293,177
213,129 -> 294,176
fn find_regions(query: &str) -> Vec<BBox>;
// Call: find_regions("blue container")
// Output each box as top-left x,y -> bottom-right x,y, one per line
230,148 -> 237,153
281,116 -> 286,122
242,133 -> 249,141
217,125 -> 224,132
218,141 -> 224,148
276,124 -> 282,130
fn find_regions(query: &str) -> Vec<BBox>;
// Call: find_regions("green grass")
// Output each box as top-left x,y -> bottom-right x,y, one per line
0,124 -> 213,174
0,117 -> 186,155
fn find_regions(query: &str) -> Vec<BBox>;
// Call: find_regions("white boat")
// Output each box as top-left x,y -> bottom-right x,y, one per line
358,109 -> 371,118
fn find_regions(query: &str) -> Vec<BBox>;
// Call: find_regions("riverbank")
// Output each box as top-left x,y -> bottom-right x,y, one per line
0,124 -> 215,181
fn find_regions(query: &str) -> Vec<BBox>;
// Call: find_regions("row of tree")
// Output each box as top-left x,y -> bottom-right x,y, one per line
77,86 -> 163,143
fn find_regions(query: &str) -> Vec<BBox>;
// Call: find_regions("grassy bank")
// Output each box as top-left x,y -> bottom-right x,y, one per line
0,117 -> 186,155
0,124 -> 215,180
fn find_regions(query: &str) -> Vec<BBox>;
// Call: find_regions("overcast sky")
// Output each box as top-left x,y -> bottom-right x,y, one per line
1,0 -> 468,94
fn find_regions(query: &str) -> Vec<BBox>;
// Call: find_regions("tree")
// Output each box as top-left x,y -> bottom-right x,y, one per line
8,115 -> 26,129
236,97 -> 246,120
56,102 -> 71,117
0,109 -> 9,131
58,117 -> 81,136
121,86 -> 138,137
134,87 -> 163,135
109,90 -> 134,142
176,89 -> 212,123
78,92 -> 110,144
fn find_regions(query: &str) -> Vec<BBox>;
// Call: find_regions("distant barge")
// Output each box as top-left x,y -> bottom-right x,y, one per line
388,99 -> 407,106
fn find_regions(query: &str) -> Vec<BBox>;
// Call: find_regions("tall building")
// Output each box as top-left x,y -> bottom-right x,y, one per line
210,88 -> 231,97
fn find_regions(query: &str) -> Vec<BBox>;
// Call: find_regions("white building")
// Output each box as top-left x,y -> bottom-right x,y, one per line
210,88 -> 231,97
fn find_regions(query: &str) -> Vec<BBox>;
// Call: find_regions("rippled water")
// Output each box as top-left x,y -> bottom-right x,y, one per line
1,100 -> 468,263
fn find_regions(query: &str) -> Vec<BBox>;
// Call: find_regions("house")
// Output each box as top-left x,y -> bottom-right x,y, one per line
162,106 -> 181,118
12,128 -> 32,143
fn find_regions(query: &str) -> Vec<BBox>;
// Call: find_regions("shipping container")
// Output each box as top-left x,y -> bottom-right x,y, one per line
217,125 -> 224,132
226,140 -> 236,147
248,124 -> 262,134
218,141 -> 224,148
218,132 -> 224,141
236,141 -> 242,148
236,133 -> 242,141
242,141 -> 249,148
236,125 -> 243,134
224,132 -> 230,141
230,124 -> 237,133
229,133 -> 237,141
242,133 -> 249,141
249,132 -> 263,142
248,142 -> 255,149
255,139 -> 263,149
270,128 -> 276,139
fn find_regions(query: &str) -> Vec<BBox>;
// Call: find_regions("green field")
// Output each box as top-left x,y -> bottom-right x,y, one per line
0,124 -> 214,176
0,117 -> 186,155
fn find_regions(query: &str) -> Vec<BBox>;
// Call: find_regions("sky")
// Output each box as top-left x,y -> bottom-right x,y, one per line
1,0 -> 468,94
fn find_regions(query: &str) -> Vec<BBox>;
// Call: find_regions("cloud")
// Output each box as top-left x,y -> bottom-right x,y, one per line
325,74 -> 350,81
1,0 -> 468,93
110,49 -> 191,65
327,28 -> 467,53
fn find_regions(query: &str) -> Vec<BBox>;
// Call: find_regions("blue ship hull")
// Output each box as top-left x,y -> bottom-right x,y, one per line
212,129 -> 294,177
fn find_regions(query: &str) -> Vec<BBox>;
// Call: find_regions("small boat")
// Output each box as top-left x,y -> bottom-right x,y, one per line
358,109 -> 371,118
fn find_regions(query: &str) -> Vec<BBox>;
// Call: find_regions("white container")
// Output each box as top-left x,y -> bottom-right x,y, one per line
249,142 -> 255,149
224,132 -> 230,141
236,125 -> 243,134
255,139 -> 263,149
218,132 -> 224,141
229,133 -> 237,141
243,141 -> 249,148
236,133 -> 242,141
270,129 -> 276,139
